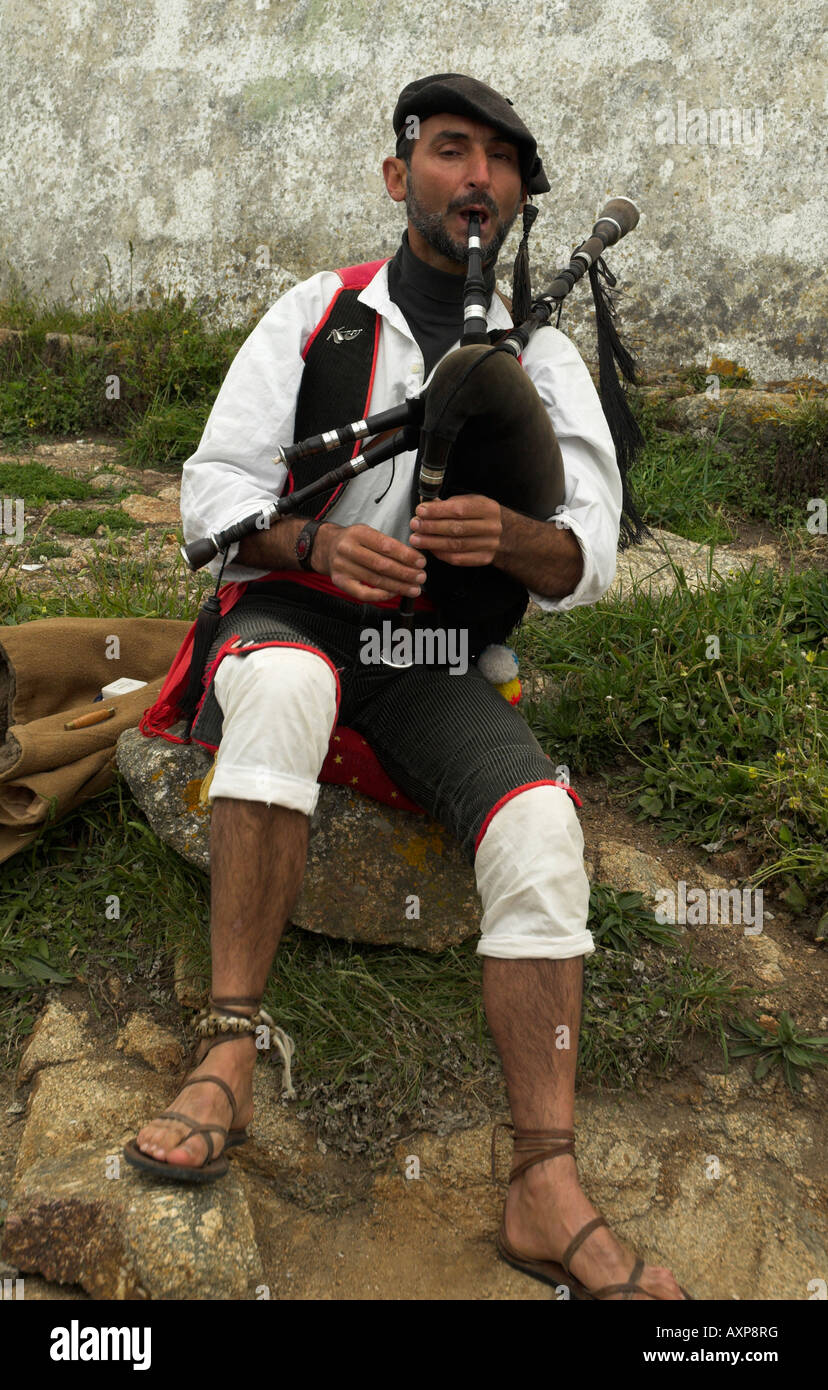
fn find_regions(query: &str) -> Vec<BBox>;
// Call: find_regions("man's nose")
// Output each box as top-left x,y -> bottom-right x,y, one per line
463,146 -> 492,190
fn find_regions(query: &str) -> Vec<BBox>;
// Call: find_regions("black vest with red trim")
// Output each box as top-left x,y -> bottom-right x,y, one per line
283,260 -> 388,519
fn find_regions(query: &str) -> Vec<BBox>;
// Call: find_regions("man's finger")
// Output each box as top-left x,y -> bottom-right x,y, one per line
415,495 -> 496,519
411,517 -> 497,537
336,550 -> 425,591
410,531 -> 497,556
342,565 -> 423,593
349,542 -> 425,583
353,526 -> 424,566
432,550 -> 497,566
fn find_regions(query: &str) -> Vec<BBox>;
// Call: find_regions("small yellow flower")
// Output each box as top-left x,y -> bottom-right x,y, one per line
805,650 -> 816,664
747,767 -> 759,779
775,751 -> 786,763
662,740 -> 670,749
787,796 -> 801,810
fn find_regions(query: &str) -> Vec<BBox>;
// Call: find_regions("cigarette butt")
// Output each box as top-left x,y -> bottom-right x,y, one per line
64,707 -> 116,731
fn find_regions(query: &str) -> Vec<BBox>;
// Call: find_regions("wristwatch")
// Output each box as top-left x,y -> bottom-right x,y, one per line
295,519 -> 323,571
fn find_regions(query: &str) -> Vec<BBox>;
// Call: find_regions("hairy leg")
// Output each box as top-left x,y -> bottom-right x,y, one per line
209,796 -> 308,996
483,957 -> 685,1299
136,798 -> 308,1166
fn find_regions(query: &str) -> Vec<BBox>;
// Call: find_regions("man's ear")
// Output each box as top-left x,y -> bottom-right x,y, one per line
383,155 -> 408,204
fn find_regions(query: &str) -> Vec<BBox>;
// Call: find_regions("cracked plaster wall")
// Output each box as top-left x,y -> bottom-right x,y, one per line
0,0 -> 823,380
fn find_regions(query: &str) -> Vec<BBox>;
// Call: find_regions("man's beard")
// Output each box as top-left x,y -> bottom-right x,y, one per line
404,174 -> 520,268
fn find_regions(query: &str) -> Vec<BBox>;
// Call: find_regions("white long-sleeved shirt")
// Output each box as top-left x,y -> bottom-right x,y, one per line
180,259 -> 622,612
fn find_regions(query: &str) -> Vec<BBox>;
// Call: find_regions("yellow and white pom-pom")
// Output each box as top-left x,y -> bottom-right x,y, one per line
477,645 -> 521,704
495,675 -> 522,705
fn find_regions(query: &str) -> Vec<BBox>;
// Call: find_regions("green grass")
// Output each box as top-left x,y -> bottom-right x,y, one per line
20,540 -> 71,560
517,555 -> 828,916
0,461 -> 94,507
0,532 -> 209,625
50,507 -> 140,537
628,401 -> 825,544
0,279 -> 252,466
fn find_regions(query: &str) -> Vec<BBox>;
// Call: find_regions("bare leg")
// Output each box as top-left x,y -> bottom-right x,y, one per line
483,957 -> 685,1299
136,798 -> 308,1167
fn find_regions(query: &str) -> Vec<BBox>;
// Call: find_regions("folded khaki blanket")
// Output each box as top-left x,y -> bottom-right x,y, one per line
0,617 -> 191,865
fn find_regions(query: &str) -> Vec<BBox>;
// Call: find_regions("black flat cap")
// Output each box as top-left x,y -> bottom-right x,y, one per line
393,73 -> 550,195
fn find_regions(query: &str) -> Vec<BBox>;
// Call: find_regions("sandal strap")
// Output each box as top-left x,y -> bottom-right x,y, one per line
590,1258 -> 652,1300
155,1112 -> 228,1164
209,996 -> 261,1008
178,1072 -> 238,1120
178,1123 -> 230,1165
157,1108 -> 203,1128
561,1216 -> 609,1274
490,1122 -> 576,1185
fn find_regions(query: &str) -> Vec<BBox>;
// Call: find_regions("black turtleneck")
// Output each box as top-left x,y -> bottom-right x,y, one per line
386,230 -> 497,377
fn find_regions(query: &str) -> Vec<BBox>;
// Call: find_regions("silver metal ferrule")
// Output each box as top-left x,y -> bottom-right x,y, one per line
499,334 -> 522,357
595,216 -> 622,239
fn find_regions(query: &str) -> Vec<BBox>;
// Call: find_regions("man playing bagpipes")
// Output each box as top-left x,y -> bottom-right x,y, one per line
126,74 -> 691,1300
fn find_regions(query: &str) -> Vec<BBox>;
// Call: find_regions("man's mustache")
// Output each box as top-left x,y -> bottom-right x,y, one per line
446,193 -> 500,220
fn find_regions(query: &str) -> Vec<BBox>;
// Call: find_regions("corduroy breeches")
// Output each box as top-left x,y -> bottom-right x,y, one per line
192,582 -> 594,960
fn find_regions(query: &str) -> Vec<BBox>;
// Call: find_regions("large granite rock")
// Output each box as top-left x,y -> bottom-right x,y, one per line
606,525 -> 777,601
116,726 -> 480,953
4,1147 -> 261,1300
2,1003 -> 264,1299
652,388 -> 803,444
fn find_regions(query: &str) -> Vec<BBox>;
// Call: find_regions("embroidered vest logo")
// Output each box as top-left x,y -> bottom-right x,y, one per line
327,327 -> 363,344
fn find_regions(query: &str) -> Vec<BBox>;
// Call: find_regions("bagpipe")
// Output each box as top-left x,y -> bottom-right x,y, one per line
179,196 -> 645,710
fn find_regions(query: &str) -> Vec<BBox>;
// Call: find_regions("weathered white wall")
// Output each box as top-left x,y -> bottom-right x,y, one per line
1,0 -> 824,381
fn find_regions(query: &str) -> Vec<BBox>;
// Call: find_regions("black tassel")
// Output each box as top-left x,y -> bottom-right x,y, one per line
178,553 -> 229,736
511,202 -> 538,325
588,257 -> 650,550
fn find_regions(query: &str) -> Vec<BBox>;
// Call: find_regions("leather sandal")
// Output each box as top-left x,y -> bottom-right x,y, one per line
491,1122 -> 694,1300
123,995 -> 295,1184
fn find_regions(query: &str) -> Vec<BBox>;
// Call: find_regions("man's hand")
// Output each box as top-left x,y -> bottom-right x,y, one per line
409,495 -> 502,566
319,523 -> 427,603
409,494 -> 585,599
